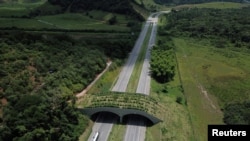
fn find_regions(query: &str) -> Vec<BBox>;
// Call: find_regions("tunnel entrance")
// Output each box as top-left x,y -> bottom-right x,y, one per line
122,114 -> 154,126
91,111 -> 120,123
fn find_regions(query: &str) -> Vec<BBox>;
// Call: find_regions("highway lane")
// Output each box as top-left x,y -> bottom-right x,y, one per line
124,12 -> 164,141
136,19 -> 157,95
124,117 -> 146,141
87,113 -> 117,141
111,21 -> 150,92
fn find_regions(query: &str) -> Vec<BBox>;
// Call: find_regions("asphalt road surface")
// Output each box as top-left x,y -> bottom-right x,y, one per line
124,116 -> 146,141
87,16 -> 152,141
124,14 -> 160,141
87,113 -> 117,141
111,21 -> 150,92
87,11 -> 170,141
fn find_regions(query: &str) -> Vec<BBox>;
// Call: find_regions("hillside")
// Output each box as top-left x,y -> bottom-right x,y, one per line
30,0 -> 145,21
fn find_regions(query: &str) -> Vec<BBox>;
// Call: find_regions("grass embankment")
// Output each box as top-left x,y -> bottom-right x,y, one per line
108,123 -> 126,141
0,2 -> 133,32
145,44 -> 194,141
0,11 -> 131,31
173,37 -> 250,141
36,11 -> 131,31
144,14 -> 194,141
76,63 -> 122,141
134,0 -> 170,11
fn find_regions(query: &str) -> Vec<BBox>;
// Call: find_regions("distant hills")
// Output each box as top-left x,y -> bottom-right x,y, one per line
154,0 -> 245,5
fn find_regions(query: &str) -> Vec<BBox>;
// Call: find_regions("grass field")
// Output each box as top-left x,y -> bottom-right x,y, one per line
145,34 -> 194,140
0,0 -> 46,17
36,11 -> 130,31
0,17 -> 52,28
0,11 -> 132,31
173,2 -> 250,10
146,76 -> 194,141
173,37 -> 250,141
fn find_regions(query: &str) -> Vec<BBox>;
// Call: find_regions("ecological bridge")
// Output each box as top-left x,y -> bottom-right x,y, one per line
79,92 -> 164,125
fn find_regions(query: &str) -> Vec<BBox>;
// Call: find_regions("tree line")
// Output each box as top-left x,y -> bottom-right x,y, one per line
165,7 -> 250,49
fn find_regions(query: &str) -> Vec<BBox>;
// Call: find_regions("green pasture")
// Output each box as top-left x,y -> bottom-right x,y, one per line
0,12 -> 131,31
37,13 -> 129,31
173,2 -> 249,10
146,79 -> 194,141
173,37 -> 250,141
145,34 -> 194,140
0,0 -> 46,17
0,17 -> 52,28
0,8 -> 30,17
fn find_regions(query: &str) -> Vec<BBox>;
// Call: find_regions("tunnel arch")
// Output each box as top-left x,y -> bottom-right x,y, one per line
80,107 -> 162,125
90,111 -> 120,122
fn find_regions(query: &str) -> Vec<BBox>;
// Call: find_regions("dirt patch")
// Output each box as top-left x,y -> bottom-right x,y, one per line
0,98 -> 8,117
0,98 -> 7,106
76,61 -> 112,103
197,84 -> 217,110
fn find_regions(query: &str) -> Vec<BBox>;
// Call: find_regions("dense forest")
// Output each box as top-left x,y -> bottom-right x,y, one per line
164,7 -> 250,48
223,101 -> 250,124
162,7 -> 250,124
0,31 -> 135,140
154,0 -> 245,5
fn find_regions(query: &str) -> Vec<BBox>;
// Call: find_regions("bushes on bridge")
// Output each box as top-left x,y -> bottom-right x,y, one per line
84,92 -> 162,118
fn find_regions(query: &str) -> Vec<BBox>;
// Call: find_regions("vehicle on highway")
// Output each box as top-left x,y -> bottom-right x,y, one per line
92,131 -> 99,141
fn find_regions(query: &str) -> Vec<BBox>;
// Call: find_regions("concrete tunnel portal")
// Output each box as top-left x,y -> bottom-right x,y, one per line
80,107 -> 162,126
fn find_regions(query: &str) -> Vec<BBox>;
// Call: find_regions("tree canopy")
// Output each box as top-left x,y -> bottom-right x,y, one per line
150,40 -> 176,83
0,31 -> 135,140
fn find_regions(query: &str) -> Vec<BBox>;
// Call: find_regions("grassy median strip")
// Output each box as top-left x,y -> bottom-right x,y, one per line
99,23 -> 153,140
126,23 -> 153,93
108,123 -> 126,141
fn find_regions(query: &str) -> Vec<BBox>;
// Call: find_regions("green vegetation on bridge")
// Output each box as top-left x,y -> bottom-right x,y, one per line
81,92 -> 165,120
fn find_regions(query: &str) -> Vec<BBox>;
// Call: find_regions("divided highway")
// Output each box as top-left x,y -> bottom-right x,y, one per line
87,11 -> 170,141
123,13 -> 161,141
87,16 -> 152,141
111,21 -> 150,92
